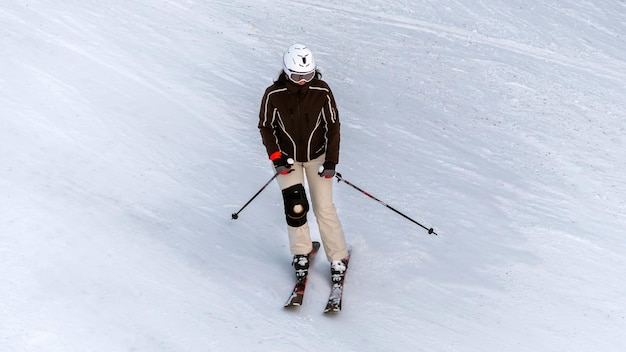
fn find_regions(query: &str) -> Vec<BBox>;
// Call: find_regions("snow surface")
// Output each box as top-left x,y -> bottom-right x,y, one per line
2,0 -> 626,351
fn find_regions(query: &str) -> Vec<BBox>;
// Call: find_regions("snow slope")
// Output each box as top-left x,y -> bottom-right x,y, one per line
1,0 -> 625,351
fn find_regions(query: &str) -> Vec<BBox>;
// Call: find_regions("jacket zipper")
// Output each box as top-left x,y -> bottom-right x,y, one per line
295,95 -> 303,161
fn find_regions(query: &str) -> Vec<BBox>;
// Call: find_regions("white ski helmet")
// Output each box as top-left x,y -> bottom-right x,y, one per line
283,44 -> 316,76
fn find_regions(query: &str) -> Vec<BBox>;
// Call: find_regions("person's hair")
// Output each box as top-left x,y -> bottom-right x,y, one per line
275,69 -> 322,83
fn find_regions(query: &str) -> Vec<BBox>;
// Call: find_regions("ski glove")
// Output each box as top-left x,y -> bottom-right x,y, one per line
270,151 -> 294,175
318,161 -> 336,178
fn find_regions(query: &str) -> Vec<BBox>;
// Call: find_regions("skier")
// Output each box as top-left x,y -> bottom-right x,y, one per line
258,43 -> 350,286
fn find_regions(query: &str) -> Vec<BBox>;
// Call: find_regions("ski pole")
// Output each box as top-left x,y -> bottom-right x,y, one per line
334,172 -> 438,235
231,171 -> 280,220
231,158 -> 294,220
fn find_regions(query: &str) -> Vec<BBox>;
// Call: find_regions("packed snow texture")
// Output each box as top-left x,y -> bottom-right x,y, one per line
1,1 -> 625,351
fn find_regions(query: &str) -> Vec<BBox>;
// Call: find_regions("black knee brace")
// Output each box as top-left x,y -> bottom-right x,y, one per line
282,183 -> 309,227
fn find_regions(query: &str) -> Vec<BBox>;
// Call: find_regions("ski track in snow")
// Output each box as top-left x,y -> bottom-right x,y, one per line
306,2 -> 626,82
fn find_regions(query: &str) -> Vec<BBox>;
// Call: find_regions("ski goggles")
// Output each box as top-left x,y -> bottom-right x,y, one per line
287,70 -> 315,83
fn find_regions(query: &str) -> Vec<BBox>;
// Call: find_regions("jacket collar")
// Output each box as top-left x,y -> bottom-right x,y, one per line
285,80 -> 311,95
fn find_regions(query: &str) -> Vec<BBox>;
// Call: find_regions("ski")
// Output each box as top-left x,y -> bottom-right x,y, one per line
324,253 -> 351,314
284,241 -> 321,308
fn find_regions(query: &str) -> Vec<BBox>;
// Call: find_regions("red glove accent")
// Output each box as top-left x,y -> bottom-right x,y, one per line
270,151 -> 294,175
269,151 -> 283,161
318,161 -> 336,178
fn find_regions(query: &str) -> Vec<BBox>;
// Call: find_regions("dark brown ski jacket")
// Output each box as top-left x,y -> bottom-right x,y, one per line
258,77 -> 340,164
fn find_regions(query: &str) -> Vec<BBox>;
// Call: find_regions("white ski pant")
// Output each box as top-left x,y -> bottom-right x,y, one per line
276,155 -> 349,262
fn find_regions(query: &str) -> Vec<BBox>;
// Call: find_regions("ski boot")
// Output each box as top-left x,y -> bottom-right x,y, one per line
330,257 -> 349,284
292,253 -> 310,283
